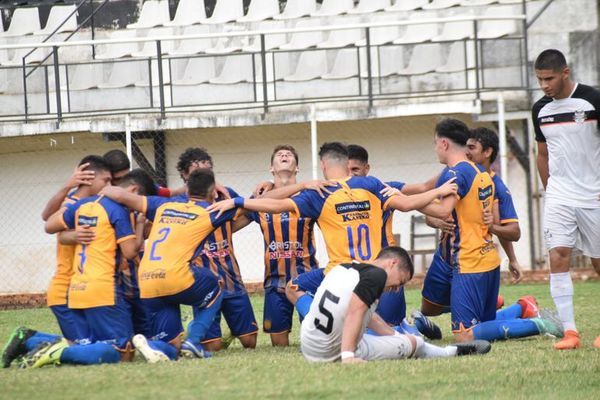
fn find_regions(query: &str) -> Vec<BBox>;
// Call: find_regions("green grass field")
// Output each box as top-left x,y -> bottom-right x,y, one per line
1,282 -> 600,400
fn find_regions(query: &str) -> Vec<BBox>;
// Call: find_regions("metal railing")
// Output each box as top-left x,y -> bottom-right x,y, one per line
0,14 -> 528,124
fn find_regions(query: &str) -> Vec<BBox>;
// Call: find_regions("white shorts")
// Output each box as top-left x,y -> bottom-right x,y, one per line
543,202 -> 600,258
301,333 -> 414,362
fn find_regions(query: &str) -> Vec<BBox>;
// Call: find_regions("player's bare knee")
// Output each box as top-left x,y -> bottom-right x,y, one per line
203,340 -> 223,352
453,330 -> 474,343
421,298 -> 444,316
239,333 -> 257,349
549,247 -> 572,272
270,333 -> 289,347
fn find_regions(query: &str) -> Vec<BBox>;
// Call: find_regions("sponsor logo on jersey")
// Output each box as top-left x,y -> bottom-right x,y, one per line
70,282 -> 88,291
335,201 -> 371,214
77,215 -> 98,227
540,116 -> 554,123
269,240 -> 302,251
478,185 -> 493,200
140,268 -> 167,280
158,209 -> 198,224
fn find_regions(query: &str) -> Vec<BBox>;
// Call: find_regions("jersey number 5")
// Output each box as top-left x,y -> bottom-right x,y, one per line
347,224 -> 372,261
149,227 -> 171,261
314,290 -> 340,335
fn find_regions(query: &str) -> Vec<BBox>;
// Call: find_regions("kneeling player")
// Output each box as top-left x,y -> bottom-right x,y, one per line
300,247 -> 491,363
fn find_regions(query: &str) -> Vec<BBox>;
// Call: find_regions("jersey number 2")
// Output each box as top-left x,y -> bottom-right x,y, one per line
347,224 -> 372,261
149,227 -> 171,261
314,290 -> 340,335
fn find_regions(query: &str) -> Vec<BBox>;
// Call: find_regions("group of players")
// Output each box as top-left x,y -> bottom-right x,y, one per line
2,48 -> 599,368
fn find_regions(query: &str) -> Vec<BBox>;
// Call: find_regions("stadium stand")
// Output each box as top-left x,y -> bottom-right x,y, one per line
284,50 -> 328,82
35,4 -> 78,35
168,25 -> 213,55
126,0 -> 170,29
172,56 -> 217,85
274,0 -> 316,19
242,20 -> 287,52
348,0 -> 391,15
132,27 -> 176,57
311,0 -> 354,17
393,13 -> 439,44
316,16 -> 363,49
203,0 -> 244,24
279,18 -> 324,50
237,0 -> 280,22
163,0 -> 207,27
422,0 -> 463,10
397,43 -> 444,75
2,7 -> 41,37
385,0 -> 429,11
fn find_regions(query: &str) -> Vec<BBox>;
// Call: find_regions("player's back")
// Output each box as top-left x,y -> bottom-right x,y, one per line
438,161 -> 500,273
139,196 -> 238,298
291,176 -> 391,271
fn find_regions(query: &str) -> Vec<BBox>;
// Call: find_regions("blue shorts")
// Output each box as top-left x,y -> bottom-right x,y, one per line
124,295 -> 151,337
263,288 -> 294,334
376,288 -> 406,326
289,268 -> 325,297
422,253 -> 453,308
50,304 -> 90,344
77,295 -> 133,351
202,292 -> 258,342
143,266 -> 222,343
451,267 -> 500,332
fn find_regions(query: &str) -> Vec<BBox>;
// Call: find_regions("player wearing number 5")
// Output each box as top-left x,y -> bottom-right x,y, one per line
98,169 -> 242,362
300,246 -> 491,363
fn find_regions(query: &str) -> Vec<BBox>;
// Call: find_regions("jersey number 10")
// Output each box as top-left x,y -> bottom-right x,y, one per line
347,224 -> 372,261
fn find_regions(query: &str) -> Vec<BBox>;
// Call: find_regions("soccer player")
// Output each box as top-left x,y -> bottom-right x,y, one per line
300,246 -> 491,363
22,167 -> 152,368
208,142 -> 459,320
1,156 -> 109,368
175,148 -> 258,351
532,49 -> 600,349
242,145 -> 319,346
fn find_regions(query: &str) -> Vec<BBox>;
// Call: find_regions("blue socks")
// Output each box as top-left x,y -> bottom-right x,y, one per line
60,343 -> 121,365
472,319 -> 540,341
25,332 -> 61,352
188,294 -> 223,344
295,294 -> 313,320
148,340 -> 177,360
496,303 -> 523,320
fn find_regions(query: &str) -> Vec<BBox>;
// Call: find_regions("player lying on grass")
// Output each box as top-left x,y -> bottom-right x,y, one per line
301,246 -> 491,363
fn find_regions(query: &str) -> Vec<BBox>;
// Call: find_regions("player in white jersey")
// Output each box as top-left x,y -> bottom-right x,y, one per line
532,49 -> 600,350
300,246 -> 491,363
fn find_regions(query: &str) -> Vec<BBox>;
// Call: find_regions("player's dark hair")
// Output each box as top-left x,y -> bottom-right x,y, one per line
376,246 -> 414,279
271,144 -> 299,165
103,149 -> 130,174
534,49 -> 567,72
318,142 -> 348,163
117,168 -> 157,196
435,118 -> 470,147
176,147 -> 213,173
187,169 -> 215,198
470,127 -> 499,164
347,144 -> 369,163
78,155 -> 111,174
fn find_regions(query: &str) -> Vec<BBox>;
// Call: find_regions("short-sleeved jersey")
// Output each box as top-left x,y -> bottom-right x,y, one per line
290,176 -> 394,272
248,209 -> 318,290
491,173 -> 518,225
436,161 -> 500,274
532,83 -> 600,208
62,196 -> 136,309
118,212 -> 143,300
139,195 -> 239,299
300,263 -> 386,362
185,187 -> 247,297
382,181 -> 405,247
47,194 -> 79,307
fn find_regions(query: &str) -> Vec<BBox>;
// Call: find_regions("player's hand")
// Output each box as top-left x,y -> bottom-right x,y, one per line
206,198 -> 235,218
508,259 -> 523,284
65,163 -> 95,188
341,357 -> 367,364
482,209 -> 495,229
99,185 -> 126,199
302,180 -> 337,198
437,177 -> 458,197
136,213 -> 146,225
380,185 -> 401,197
215,182 -> 231,200
427,216 -> 455,235
253,181 -> 274,197
76,225 -> 95,245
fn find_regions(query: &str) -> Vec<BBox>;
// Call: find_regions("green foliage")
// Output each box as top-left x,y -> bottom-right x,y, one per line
1,282 -> 600,400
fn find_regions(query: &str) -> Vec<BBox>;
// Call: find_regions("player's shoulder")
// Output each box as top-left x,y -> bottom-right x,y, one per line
572,83 -> 600,104
99,195 -> 128,213
347,175 -> 384,190
532,94 -> 553,114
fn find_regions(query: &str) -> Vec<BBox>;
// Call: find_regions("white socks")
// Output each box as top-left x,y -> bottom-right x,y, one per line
550,272 -> 577,332
413,336 -> 457,359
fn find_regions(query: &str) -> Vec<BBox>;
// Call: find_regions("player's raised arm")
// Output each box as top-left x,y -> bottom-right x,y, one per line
207,197 -> 296,218
260,180 -> 336,199
400,174 -> 440,195
41,163 -> 94,221
383,178 -> 457,213
99,186 -> 145,213
45,207 -> 69,234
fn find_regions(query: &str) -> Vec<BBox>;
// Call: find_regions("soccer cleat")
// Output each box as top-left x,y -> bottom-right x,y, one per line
455,340 -> 492,356
517,295 -> 540,319
553,330 -> 580,350
411,310 -> 442,340
537,309 -> 565,338
1,326 -> 36,368
132,334 -> 170,363
593,335 -> 600,349
496,294 -> 504,310
180,340 -> 212,359
20,339 -> 67,369
531,317 -> 564,339
398,318 -> 422,336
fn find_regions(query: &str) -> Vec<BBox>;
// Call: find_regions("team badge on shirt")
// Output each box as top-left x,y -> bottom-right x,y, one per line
574,109 -> 586,124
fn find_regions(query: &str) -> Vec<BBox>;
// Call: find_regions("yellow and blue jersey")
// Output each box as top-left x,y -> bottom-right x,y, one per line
139,195 -> 240,299
491,173 -> 518,224
290,176 -> 393,272
61,195 -> 136,309
248,210 -> 318,290
47,193 -> 79,307
436,161 -> 500,274
117,212 -> 143,300
382,181 -> 405,247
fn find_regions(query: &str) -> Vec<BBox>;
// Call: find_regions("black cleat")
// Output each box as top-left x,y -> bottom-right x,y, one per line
1,326 -> 37,368
455,340 -> 492,356
412,310 -> 443,340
